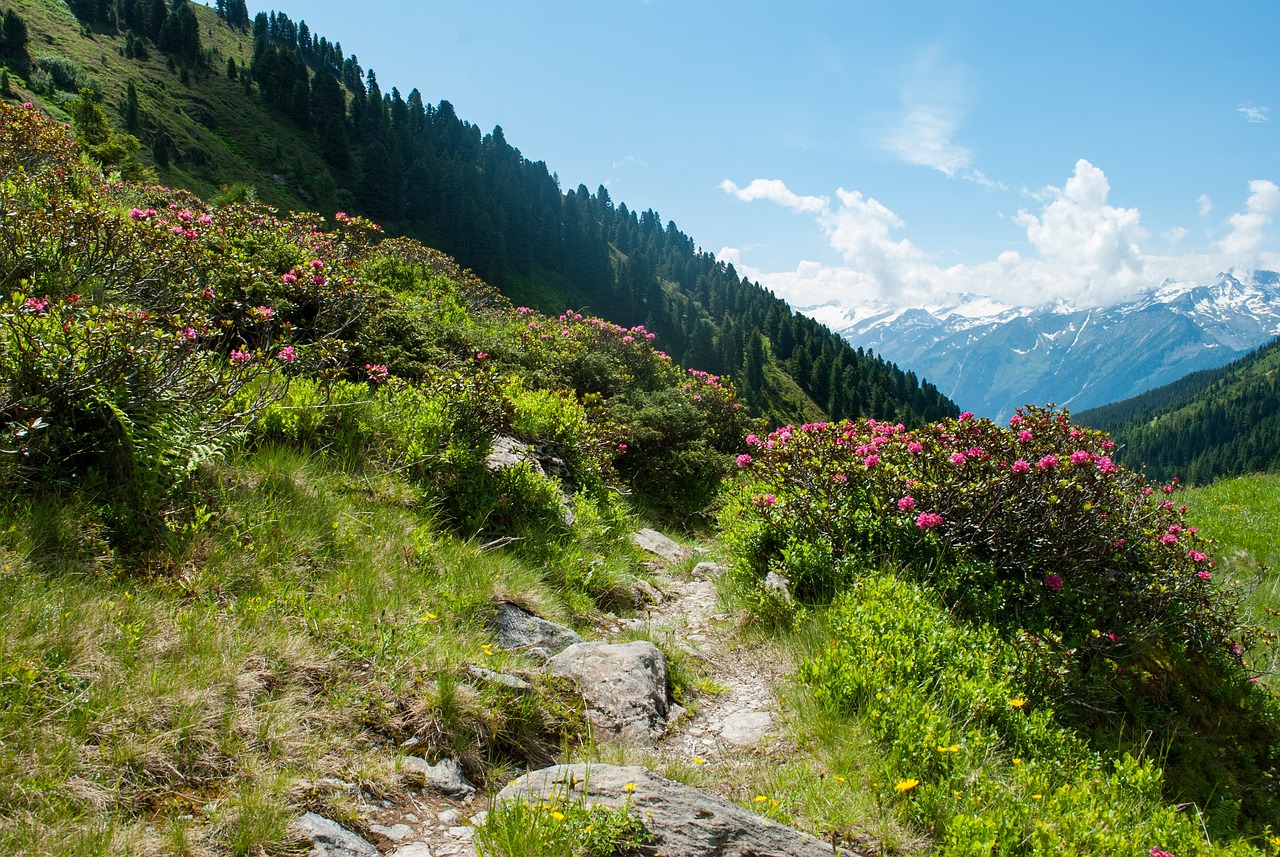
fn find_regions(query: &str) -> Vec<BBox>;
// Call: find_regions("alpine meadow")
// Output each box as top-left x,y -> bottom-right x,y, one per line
1,2 -> 1278,856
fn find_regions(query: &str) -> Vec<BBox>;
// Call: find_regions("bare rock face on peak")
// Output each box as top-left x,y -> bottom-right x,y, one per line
496,764 -> 857,856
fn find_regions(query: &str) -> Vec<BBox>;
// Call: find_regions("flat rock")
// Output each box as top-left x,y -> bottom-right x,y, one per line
466,664 -> 532,691
495,764 -> 856,857
547,641 -> 672,744
369,822 -> 414,842
389,845 -> 434,857
720,710 -> 774,745
292,812 -> 379,857
488,601 -> 582,661
401,757 -> 477,797
631,529 -> 694,563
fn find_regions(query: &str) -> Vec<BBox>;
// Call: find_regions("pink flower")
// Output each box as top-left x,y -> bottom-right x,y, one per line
130,207 -> 145,220
907,441 -> 924,454
255,305 -> 275,319
1037,454 -> 1059,470
1009,415 -> 1024,426
1197,570 -> 1211,581
1095,456 -> 1117,473
310,274 -> 326,286
1070,449 -> 1092,465
23,101 -> 33,109
182,327 -> 197,340
736,454 -> 752,467
915,512 -> 943,529
746,434 -> 763,447
277,346 -> 296,362
1189,550 -> 1208,563
949,452 -> 967,466
310,259 -> 324,269
201,287 -> 215,299
754,493 -> 778,508
863,454 -> 880,468
1017,430 -> 1033,442
959,411 -> 974,421
281,271 -> 298,284
898,496 -> 916,511
618,443 -> 628,452
475,352 -> 488,360
365,363 -> 389,383
230,349 -> 251,364
23,297 -> 49,314
1161,534 -> 1178,545
198,214 -> 213,226
1150,848 -> 1174,857
1012,459 -> 1031,473
622,335 -> 635,343
833,473 -> 848,483
1044,573 -> 1064,592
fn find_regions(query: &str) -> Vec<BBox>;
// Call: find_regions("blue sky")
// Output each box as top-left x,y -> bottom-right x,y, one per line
266,2 -> 1278,310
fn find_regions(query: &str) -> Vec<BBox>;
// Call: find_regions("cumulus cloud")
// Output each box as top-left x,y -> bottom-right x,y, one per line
1238,102 -> 1270,123
1217,179 -> 1280,257
1198,194 -> 1214,217
719,166 -> 1280,311
720,178 -> 826,213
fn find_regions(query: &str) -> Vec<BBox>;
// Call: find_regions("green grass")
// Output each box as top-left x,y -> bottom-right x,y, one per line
1185,474 -> 1280,684
0,447 -> 624,854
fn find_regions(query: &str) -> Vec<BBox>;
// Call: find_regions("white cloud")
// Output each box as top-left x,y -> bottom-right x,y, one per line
719,167 -> 1280,311
880,103 -> 973,177
720,178 -> 827,213
1238,102 -> 1270,123
1198,194 -> 1213,217
1217,179 -> 1280,257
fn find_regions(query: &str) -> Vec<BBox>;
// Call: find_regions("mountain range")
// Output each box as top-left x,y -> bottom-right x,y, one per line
806,270 -> 1280,419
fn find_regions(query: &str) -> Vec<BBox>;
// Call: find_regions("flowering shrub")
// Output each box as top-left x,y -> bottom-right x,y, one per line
722,406 -> 1280,827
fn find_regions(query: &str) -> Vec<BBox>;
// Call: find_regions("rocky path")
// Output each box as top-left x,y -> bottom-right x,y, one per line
295,531 -> 813,856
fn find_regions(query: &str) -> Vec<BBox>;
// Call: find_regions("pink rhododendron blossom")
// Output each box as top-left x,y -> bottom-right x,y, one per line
907,441 -> 924,454
475,352 -> 487,360
1044,573 -> 1064,592
950,452 -> 967,466
833,473 -> 848,483
1018,430 -> 1033,442
1009,415 -> 1024,426
23,297 -> 49,314
1198,570 -> 1211,581
1096,456 -> 1117,473
617,443 -> 627,452
1161,534 -> 1178,545
736,454 -> 752,467
1070,449 -> 1092,465
863,454 -> 880,467
281,271 -> 298,284
959,411 -> 974,421
277,346 -> 296,362
365,363 -> 389,383
1012,459 -> 1031,473
1189,550 -> 1208,563
255,305 -> 275,319
754,493 -> 778,508
230,349 -> 251,363
1037,454 -> 1059,469
898,496 -> 916,511
915,512 -> 943,529
310,274 -> 326,285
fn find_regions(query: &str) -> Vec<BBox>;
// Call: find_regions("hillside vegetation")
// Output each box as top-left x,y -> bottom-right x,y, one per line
0,0 -> 956,429
1078,337 -> 1280,483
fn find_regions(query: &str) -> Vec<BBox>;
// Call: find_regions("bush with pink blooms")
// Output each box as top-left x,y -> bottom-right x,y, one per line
721,406 -> 1280,829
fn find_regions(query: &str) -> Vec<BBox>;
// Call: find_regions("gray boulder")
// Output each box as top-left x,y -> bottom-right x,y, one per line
631,528 -> 694,563
488,601 -> 582,661
292,812 -> 378,857
547,641 -> 673,744
495,764 -> 855,856
401,756 -> 477,798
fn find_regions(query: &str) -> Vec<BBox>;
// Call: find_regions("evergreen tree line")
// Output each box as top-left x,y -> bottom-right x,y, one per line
1079,337 -> 1280,483
240,9 -> 955,425
42,1 -> 955,426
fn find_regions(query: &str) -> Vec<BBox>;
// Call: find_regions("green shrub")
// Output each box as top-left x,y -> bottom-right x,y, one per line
722,407 -> 1280,831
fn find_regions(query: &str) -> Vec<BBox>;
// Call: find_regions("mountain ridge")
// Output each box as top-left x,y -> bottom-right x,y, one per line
812,270 -> 1280,419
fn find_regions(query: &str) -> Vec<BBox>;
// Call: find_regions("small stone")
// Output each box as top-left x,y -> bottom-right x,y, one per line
631,529 -> 694,563
370,823 -> 414,842
403,813 -> 419,823
389,844 -> 434,857
448,826 -> 475,840
292,812 -> 379,857
720,711 -> 774,746
469,811 -> 487,826
401,736 -> 420,748
437,809 -> 460,825
401,757 -> 477,797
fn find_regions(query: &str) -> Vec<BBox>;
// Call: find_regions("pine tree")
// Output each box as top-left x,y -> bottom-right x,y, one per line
124,80 -> 140,133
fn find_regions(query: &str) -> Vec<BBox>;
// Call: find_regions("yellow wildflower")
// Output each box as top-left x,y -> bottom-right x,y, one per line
894,779 -> 920,793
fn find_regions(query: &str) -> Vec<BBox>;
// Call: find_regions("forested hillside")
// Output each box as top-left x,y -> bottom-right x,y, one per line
1077,337 -> 1280,483
0,0 -> 956,427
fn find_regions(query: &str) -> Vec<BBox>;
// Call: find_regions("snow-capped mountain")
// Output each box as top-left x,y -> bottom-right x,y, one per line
810,271 -> 1280,420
